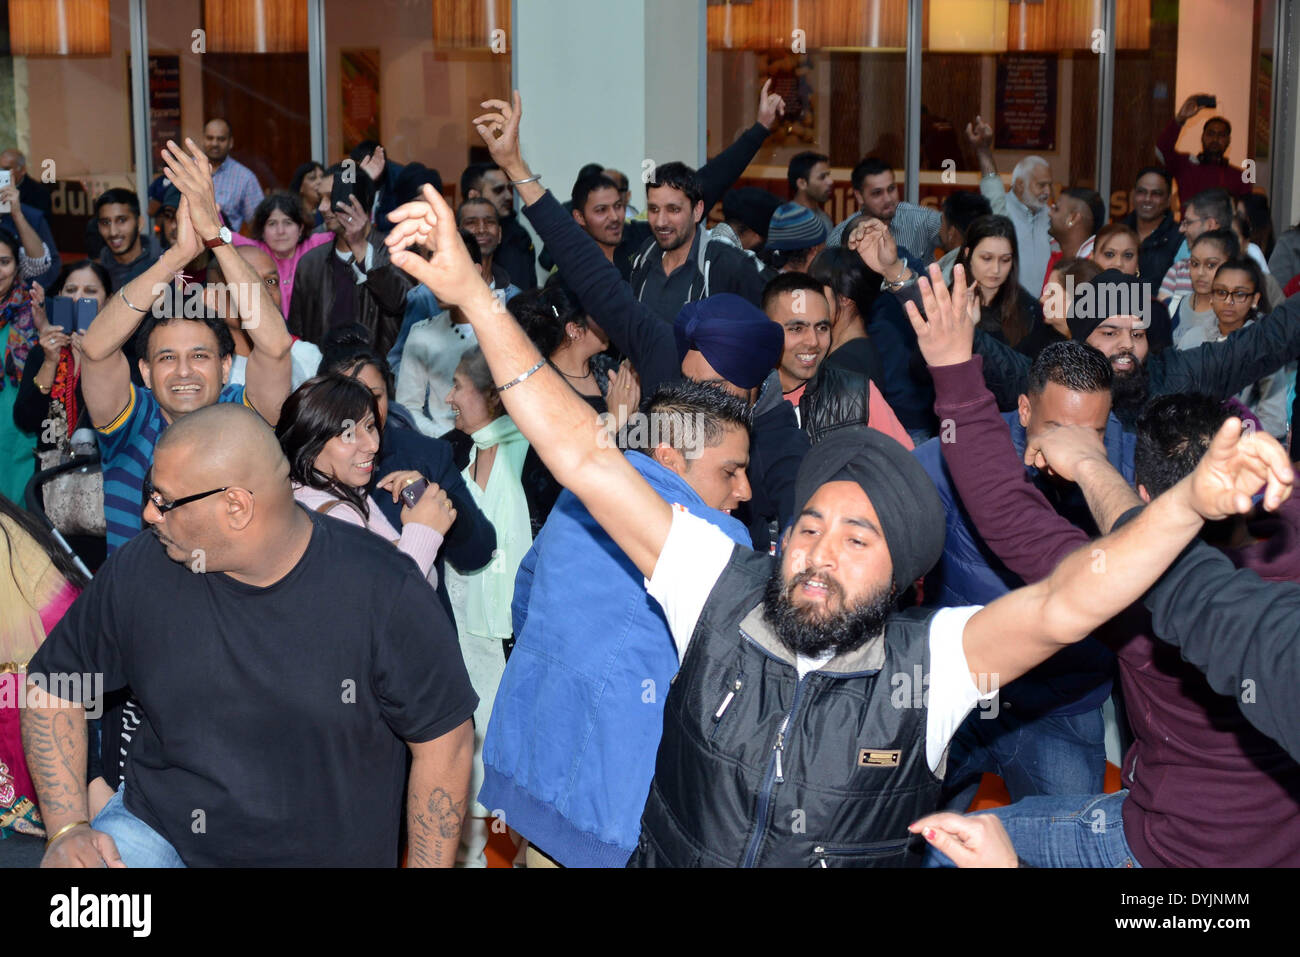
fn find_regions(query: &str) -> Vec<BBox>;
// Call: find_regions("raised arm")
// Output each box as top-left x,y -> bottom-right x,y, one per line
696,78 -> 783,212
1156,293 -> 1300,400
966,116 -> 1008,216
903,262 -> 1091,581
471,92 -> 679,391
384,178 -> 673,580
80,201 -> 202,427
965,417 -> 1291,686
162,138 -> 293,424
903,270 -> 1296,686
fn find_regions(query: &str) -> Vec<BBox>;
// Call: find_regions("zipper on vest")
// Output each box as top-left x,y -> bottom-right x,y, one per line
713,678 -> 743,720
740,675 -> 809,868
773,715 -> 789,782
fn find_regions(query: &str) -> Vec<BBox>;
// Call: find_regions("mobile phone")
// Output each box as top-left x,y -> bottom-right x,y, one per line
0,169 -> 10,213
401,478 -> 430,508
48,295 -> 75,333
331,171 -> 356,211
1195,94 -> 1217,109
74,297 -> 99,333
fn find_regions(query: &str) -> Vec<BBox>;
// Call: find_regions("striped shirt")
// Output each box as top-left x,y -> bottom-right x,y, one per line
97,382 -> 251,552
211,156 -> 264,231
826,202 -> 943,265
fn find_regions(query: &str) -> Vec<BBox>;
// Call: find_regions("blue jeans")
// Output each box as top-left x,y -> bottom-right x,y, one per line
988,791 -> 1141,867
940,706 -> 1107,812
91,784 -> 185,868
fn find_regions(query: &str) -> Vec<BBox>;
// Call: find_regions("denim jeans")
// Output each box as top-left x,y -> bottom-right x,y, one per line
939,706 -> 1107,812
926,791 -> 1140,868
91,784 -> 185,868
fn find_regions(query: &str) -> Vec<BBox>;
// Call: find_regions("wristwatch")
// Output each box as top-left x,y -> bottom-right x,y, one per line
880,266 -> 915,292
203,226 -> 233,249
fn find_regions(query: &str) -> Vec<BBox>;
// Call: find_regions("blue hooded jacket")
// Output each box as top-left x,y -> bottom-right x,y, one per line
480,451 -> 751,867
913,411 -> 1135,716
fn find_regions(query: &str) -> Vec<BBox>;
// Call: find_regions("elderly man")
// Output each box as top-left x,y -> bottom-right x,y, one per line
381,96 -> 1289,865
23,404 -> 476,867
967,116 -> 1054,294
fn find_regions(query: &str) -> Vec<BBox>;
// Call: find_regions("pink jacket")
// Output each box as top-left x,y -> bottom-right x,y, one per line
233,232 -> 333,316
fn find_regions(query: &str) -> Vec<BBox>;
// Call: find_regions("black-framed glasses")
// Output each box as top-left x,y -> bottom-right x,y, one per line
1211,288 -> 1255,304
143,472 -> 229,515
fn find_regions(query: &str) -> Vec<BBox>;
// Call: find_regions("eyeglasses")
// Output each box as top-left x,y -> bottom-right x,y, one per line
1211,288 -> 1255,304
143,472 -> 230,515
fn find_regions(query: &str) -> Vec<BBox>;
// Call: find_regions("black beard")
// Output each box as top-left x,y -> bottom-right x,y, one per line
762,564 -> 897,659
1109,357 -> 1149,429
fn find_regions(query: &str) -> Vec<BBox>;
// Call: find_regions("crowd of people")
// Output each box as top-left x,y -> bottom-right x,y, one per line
2,84 -> 1300,869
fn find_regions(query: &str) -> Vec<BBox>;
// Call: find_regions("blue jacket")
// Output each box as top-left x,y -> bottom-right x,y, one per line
914,411 -> 1135,716
480,451 -> 751,867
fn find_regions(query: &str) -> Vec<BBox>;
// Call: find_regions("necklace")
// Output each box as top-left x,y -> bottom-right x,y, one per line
558,365 -> 593,380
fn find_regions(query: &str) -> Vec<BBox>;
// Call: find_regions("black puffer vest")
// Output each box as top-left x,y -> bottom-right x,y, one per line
629,548 -> 944,868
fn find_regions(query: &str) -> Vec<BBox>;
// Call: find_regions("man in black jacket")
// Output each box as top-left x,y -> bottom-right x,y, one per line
1121,166 -> 1181,286
289,164 -> 411,357
629,161 -> 769,323
472,92 -> 810,552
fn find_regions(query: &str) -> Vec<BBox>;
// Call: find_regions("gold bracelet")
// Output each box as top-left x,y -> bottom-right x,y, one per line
46,819 -> 89,847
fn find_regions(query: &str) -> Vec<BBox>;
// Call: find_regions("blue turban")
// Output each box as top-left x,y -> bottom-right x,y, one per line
673,294 -> 784,390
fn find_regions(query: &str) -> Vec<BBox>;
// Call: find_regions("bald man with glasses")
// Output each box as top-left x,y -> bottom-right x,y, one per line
23,403 -> 476,868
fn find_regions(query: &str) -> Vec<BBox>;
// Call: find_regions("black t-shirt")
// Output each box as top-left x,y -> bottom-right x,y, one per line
29,508 -> 478,867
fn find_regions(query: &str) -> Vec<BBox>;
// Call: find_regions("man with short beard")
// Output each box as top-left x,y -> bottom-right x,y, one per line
569,172 -> 650,280
383,181 -> 1276,867
966,269 -> 1300,430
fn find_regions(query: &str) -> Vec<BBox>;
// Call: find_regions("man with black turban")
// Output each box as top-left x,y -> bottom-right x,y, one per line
968,266 -> 1300,429
383,181 -> 1290,867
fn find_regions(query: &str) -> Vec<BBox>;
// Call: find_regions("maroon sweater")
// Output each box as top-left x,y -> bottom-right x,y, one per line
934,356 -> 1300,867
1155,119 -> 1252,200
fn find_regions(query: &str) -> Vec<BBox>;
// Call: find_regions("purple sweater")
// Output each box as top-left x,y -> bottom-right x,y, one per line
933,356 -> 1300,867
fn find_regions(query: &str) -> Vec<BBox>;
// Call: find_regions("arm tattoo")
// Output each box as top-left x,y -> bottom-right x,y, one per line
20,706 -> 89,824
407,787 -> 467,868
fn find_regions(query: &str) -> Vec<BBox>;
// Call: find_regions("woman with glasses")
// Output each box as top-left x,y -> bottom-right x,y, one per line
1171,229 -> 1240,349
274,373 -> 458,585
1176,256 -> 1292,439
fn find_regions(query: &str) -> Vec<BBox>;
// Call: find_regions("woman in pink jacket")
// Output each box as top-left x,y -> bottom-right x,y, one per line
276,373 -> 457,584
232,191 -> 332,316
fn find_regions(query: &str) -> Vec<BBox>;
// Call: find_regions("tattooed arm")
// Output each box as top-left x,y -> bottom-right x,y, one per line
21,687 -> 125,867
405,719 -> 473,867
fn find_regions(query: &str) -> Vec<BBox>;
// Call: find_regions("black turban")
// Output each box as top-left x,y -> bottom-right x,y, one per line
791,427 -> 945,591
1067,269 -> 1152,343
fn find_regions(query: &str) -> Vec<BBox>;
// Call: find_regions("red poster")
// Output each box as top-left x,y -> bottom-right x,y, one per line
341,49 -> 381,154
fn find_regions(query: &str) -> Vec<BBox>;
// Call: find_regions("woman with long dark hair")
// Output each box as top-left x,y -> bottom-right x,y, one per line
0,492 -> 88,838
232,190 -> 332,315
276,373 -> 457,584
956,215 -> 1043,350
0,229 -> 39,504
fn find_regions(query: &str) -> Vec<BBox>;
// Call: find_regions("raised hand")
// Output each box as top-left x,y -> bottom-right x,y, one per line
359,145 -> 386,183
386,184 -> 490,308
1186,418 -> 1294,518
757,78 -> 786,130
0,184 -> 23,220
965,115 -> 994,151
472,91 -> 526,177
847,217 -> 901,278
909,812 -> 1018,868
1177,94 -> 1207,123
903,263 -> 978,368
340,195 -> 371,253
160,138 -> 222,240
405,482 -> 457,535
1022,424 -> 1110,482
168,195 -> 203,265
